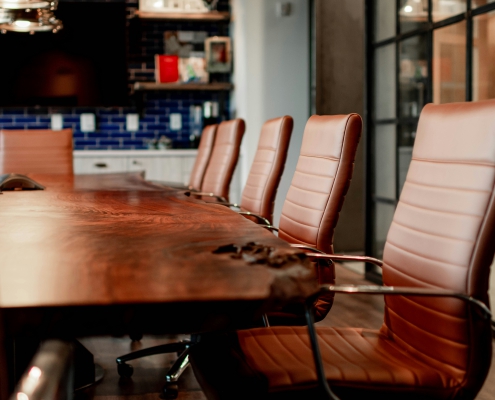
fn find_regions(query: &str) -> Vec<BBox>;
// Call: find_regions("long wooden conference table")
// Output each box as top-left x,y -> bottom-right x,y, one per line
0,173 -> 317,396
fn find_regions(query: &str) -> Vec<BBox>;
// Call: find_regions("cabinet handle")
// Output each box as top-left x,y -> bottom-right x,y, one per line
132,160 -> 142,166
94,163 -> 108,168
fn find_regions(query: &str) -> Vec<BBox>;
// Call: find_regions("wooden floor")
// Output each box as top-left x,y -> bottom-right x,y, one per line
76,263 -> 495,400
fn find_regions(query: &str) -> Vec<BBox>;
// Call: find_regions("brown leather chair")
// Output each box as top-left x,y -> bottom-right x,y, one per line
266,114 -> 363,324
236,116 -> 293,225
199,119 -> 245,201
187,124 -> 218,191
0,129 -> 73,175
190,100 -> 495,400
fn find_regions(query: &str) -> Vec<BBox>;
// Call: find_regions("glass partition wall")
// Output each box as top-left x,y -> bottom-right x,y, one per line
365,0 -> 495,282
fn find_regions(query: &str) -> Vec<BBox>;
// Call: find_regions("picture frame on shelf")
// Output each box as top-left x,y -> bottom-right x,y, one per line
205,36 -> 231,73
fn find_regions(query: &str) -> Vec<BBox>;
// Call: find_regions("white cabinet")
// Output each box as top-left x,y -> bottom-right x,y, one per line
74,150 -> 197,184
127,156 -> 166,181
73,150 -> 242,201
74,156 -> 127,175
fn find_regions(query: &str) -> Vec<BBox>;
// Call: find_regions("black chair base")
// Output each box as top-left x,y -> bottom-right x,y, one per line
116,339 -> 192,399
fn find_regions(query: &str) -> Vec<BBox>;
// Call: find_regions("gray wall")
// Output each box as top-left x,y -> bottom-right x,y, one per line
315,0 -> 366,252
232,0 -> 310,226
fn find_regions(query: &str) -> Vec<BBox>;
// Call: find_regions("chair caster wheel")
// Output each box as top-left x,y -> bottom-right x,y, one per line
162,383 -> 179,399
129,332 -> 143,341
117,363 -> 134,378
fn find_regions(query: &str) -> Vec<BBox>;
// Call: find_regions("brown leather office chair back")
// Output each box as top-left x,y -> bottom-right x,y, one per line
239,116 -> 293,224
201,119 -> 245,201
188,124 -> 218,191
0,129 -> 73,175
272,114 -> 362,323
381,100 -> 495,395
278,114 -> 362,254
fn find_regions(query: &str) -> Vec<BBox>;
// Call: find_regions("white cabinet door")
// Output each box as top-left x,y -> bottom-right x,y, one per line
180,156 -> 196,186
229,162 -> 242,204
127,157 -> 165,181
76,157 -> 127,174
161,157 -> 183,183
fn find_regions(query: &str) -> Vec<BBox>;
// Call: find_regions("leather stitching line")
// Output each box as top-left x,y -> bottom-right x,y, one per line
386,304 -> 469,347
391,220 -> 476,244
412,157 -> 495,167
294,169 -> 337,179
386,308 -> 469,369
399,199 -> 484,218
299,154 -> 340,161
242,331 -> 294,386
386,241 -> 467,269
281,212 -> 320,229
290,182 -> 334,195
405,179 -> 492,194
285,197 -> 325,212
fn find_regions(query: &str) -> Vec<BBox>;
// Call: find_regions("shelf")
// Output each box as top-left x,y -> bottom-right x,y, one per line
133,82 -> 233,91
135,10 -> 230,21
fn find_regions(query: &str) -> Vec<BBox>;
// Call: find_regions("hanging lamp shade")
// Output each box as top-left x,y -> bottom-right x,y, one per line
0,8 -> 62,33
0,0 -> 55,9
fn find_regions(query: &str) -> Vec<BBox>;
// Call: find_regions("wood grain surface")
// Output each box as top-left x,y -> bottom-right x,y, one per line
0,173 -> 316,309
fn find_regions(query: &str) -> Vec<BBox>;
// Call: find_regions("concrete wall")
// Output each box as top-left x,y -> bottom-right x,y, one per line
232,0 -> 310,226
315,0 -> 366,252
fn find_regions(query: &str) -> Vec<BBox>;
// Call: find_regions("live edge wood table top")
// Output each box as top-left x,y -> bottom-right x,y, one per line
0,173 -> 316,338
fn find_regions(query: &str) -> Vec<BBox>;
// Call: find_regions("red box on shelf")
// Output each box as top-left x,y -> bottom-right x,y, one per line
155,55 -> 179,83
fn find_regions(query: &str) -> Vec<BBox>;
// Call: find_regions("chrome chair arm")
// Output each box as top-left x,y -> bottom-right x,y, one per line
324,284 -> 492,320
290,245 -> 383,267
10,340 -> 74,400
305,253 -> 383,267
212,201 -> 241,209
290,244 -> 326,254
258,224 -> 279,232
189,191 -> 227,203
237,212 -> 271,226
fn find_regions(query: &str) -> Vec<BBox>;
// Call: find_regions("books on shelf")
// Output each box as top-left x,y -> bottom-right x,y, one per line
155,55 -> 179,83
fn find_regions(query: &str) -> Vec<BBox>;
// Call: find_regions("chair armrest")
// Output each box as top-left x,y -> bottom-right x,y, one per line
189,191 -> 227,202
290,244 -> 326,254
324,284 -> 492,320
11,340 -> 73,400
258,224 -> 279,233
290,245 -> 383,267
306,253 -> 383,267
237,212 -> 271,226
216,201 -> 241,209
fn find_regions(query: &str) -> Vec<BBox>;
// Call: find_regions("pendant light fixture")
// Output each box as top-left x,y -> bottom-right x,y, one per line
0,0 -> 62,34
0,0 -> 53,9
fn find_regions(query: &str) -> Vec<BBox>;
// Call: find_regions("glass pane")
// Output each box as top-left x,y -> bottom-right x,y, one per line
374,124 -> 396,200
399,35 -> 428,118
433,21 -> 466,103
473,0 -> 495,8
432,0 -> 466,22
374,202 -> 396,258
375,44 -> 396,120
399,0 -> 428,33
398,122 -> 416,197
473,11 -> 495,101
375,0 -> 396,42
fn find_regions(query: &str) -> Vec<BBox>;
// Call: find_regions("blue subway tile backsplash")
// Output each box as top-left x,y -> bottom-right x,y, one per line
0,0 -> 230,150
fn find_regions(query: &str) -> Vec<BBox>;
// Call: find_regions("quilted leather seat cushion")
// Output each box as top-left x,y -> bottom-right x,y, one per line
192,326 -> 464,400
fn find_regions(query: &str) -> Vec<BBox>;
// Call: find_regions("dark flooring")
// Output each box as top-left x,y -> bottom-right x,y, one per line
75,263 -> 495,400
